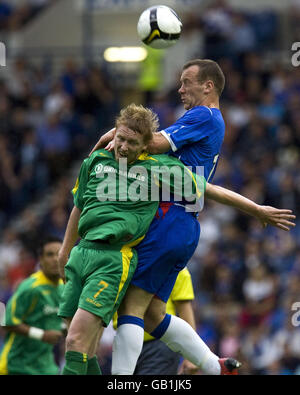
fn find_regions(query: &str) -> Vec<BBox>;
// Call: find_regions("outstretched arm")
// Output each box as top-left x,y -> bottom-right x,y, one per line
58,205 -> 81,280
146,132 -> 171,154
88,129 -> 171,156
205,183 -> 296,231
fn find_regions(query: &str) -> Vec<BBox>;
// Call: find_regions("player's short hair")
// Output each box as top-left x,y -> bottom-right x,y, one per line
115,103 -> 159,145
183,59 -> 225,96
38,236 -> 62,256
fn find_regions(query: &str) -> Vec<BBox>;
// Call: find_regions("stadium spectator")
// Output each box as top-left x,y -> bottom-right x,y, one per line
37,112 -> 71,181
0,0 -> 56,31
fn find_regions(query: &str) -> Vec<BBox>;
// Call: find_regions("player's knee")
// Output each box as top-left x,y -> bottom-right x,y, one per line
65,330 -> 86,353
144,310 -> 165,333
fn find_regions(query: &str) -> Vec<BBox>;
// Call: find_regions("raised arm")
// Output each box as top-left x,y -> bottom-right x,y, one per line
58,205 -> 81,280
89,128 -> 171,156
205,183 -> 296,231
88,128 -> 116,156
146,132 -> 171,154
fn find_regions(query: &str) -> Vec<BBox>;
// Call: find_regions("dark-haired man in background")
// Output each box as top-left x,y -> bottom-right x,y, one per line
0,236 -> 64,375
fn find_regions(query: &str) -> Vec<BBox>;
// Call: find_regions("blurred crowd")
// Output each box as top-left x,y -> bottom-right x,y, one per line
0,0 -> 300,375
0,0 -> 57,32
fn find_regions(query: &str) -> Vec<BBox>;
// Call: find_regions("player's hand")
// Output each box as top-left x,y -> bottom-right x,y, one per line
105,140 -> 115,152
178,359 -> 199,375
257,206 -> 296,231
58,250 -> 69,283
42,330 -> 64,345
88,128 -> 116,156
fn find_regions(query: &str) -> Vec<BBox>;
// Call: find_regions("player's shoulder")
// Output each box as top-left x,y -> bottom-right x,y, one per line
144,153 -> 182,168
27,271 -> 60,292
87,149 -> 114,162
186,105 -> 214,117
180,106 -> 215,125
11,274 -> 38,296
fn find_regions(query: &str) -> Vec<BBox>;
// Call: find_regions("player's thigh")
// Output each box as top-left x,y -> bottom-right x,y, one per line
133,208 -> 200,296
79,247 -> 137,326
58,247 -> 83,319
118,284 -> 154,318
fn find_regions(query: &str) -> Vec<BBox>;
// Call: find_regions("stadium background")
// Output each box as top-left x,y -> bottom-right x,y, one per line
0,0 -> 300,375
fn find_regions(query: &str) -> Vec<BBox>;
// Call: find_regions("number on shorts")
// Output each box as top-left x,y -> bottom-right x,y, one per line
93,280 -> 109,299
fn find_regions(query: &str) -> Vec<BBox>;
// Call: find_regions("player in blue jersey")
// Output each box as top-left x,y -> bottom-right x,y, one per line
87,59 -> 294,375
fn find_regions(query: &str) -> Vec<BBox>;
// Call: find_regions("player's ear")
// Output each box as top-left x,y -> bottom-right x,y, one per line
204,80 -> 214,93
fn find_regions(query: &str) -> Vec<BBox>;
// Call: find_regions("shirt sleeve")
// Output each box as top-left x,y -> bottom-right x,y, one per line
5,288 -> 38,326
72,158 -> 89,210
170,268 -> 195,302
153,154 -> 206,201
162,106 -> 213,152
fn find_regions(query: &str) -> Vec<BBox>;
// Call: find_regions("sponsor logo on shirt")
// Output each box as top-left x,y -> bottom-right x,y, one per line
43,305 -> 59,315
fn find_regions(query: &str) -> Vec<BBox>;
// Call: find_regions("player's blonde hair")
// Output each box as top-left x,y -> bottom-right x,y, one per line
115,103 -> 159,145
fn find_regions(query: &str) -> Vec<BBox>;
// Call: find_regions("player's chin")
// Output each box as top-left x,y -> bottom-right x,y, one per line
182,102 -> 191,110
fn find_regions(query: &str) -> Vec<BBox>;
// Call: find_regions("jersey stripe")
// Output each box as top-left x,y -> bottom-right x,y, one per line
72,177 -> 79,196
10,295 -> 21,325
0,333 -> 16,374
114,245 -> 134,304
160,130 -> 177,152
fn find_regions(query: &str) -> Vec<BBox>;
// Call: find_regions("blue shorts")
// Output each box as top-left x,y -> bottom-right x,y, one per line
131,203 -> 200,302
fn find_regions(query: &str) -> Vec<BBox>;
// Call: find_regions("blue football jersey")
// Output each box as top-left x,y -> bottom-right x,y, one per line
160,106 -> 225,182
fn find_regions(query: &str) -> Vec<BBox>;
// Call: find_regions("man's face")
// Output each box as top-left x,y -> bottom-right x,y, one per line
39,242 -> 61,281
178,65 -> 209,110
114,125 -> 146,164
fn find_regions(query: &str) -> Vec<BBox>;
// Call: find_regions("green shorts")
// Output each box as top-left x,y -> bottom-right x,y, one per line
58,239 -> 137,326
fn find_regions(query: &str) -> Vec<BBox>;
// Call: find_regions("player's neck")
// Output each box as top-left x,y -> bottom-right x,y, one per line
202,100 -> 219,109
200,95 -> 219,109
43,271 -> 60,285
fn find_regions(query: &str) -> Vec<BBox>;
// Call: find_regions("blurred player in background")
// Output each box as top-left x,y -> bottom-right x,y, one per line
89,59 -> 296,375
0,236 -> 64,375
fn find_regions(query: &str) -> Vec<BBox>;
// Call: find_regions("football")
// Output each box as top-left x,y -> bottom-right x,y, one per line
137,5 -> 182,49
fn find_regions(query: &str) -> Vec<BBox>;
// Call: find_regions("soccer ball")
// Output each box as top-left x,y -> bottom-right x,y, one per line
137,5 -> 182,49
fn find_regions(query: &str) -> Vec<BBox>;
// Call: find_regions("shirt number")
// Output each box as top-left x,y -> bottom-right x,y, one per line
93,280 -> 109,299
